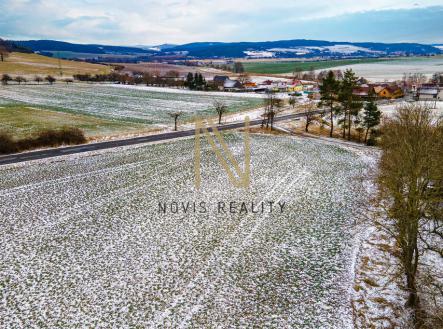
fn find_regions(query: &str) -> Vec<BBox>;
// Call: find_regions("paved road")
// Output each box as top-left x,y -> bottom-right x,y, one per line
0,111 -> 323,166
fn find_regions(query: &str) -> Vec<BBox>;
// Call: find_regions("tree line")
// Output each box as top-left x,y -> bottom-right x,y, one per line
1,74 -> 59,85
319,69 -> 381,144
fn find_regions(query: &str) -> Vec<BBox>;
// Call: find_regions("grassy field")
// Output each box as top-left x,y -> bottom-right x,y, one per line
0,52 -> 111,77
0,104 -> 150,139
0,133 -> 372,327
242,58 -> 390,74
0,84 -> 263,137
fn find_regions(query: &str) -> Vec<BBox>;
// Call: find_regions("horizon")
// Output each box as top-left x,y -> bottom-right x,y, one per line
4,37 -> 443,48
1,1 -> 443,45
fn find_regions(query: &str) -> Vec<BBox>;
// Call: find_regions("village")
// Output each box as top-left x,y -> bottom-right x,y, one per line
211,72 -> 443,102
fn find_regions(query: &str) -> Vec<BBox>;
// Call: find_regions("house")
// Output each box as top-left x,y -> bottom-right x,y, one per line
244,82 -> 257,88
374,85 -> 404,99
288,79 -> 303,92
212,75 -> 230,90
223,79 -> 243,91
353,85 -> 374,98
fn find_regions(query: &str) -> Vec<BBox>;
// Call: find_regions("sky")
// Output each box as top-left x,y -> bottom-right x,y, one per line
1,0 -> 443,45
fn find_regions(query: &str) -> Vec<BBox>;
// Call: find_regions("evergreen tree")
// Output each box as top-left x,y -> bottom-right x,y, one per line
196,73 -> 203,89
338,69 -> 362,140
233,62 -> 244,73
194,73 -> 199,89
363,98 -> 381,143
319,71 -> 339,137
185,72 -> 194,89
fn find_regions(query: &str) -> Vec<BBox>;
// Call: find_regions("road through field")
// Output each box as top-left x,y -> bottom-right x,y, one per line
0,111 -> 323,166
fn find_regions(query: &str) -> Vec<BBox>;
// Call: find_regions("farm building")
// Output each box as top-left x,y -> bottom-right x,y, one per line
213,75 -> 230,90
417,85 -> 442,100
223,78 -> 243,91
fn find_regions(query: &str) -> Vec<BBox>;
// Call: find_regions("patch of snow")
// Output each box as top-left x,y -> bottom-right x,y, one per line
244,51 -> 275,58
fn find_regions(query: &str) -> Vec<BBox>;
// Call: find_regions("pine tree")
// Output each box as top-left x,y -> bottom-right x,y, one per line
194,73 -> 199,89
319,71 -> 339,137
233,62 -> 244,73
185,72 -> 194,89
338,69 -> 362,140
363,98 -> 381,143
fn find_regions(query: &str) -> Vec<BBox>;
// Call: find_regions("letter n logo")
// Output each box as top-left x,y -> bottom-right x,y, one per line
194,117 -> 250,189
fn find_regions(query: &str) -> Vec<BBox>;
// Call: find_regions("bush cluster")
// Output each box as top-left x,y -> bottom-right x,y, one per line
0,127 -> 86,154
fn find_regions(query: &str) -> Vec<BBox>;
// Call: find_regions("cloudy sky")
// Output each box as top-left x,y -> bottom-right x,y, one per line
1,0 -> 443,45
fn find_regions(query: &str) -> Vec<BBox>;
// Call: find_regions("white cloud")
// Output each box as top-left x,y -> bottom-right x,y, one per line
1,0 -> 443,44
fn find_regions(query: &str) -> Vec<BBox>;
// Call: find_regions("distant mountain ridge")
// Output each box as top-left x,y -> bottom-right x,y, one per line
8,39 -> 442,60
12,40 -> 153,55
169,39 -> 442,58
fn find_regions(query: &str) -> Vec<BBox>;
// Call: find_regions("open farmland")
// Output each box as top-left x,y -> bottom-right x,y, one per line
315,55 -> 443,81
0,104 -> 149,139
0,134 -> 373,328
242,58 -> 388,74
118,62 -> 227,78
0,52 -> 111,77
0,84 -> 262,136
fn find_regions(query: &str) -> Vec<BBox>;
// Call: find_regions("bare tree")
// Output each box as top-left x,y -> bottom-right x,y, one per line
213,100 -> 228,124
292,67 -> 302,80
262,92 -> 284,129
1,74 -> 12,85
142,72 -> 153,86
45,75 -> 56,85
14,76 -> 27,85
0,44 -> 10,62
237,73 -> 251,85
378,104 -> 443,323
34,76 -> 43,84
166,70 -> 180,78
300,102 -> 320,132
232,62 -> 244,73
169,112 -> 183,131
289,96 -> 297,109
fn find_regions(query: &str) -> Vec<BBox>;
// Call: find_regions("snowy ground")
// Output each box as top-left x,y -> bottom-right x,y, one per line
378,101 -> 443,118
352,223 -> 411,329
112,84 -> 269,99
0,134 -> 375,328
0,84 -> 263,126
317,57 -> 443,82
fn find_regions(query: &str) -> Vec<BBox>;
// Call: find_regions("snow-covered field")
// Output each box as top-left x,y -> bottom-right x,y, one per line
0,84 -> 262,126
379,101 -> 443,117
319,57 -> 443,82
0,134 -> 374,328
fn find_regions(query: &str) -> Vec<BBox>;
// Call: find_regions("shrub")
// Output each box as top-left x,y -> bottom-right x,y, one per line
1,74 -> 12,85
18,127 -> 86,149
0,131 -> 17,154
366,128 -> 381,146
45,75 -> 56,85
2,127 -> 86,154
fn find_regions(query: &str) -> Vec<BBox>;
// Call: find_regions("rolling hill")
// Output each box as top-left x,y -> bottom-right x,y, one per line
0,52 -> 111,77
169,39 -> 442,58
13,40 -> 153,55
8,39 -> 442,61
